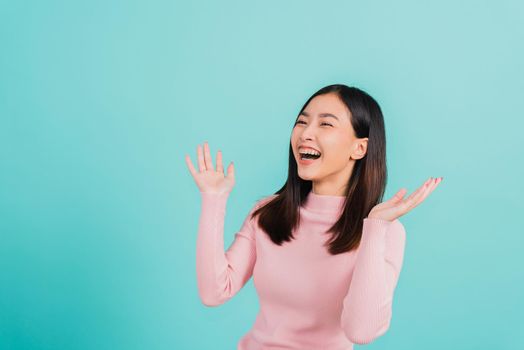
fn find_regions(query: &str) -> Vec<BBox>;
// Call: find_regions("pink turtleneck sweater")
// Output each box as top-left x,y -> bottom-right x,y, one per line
196,190 -> 406,350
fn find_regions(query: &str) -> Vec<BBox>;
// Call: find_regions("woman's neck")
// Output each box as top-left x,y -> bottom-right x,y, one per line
302,190 -> 346,213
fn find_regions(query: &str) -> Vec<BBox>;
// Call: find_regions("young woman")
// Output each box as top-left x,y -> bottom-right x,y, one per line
185,84 -> 442,349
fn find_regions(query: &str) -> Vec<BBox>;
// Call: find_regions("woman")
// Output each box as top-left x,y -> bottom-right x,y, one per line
185,84 -> 442,349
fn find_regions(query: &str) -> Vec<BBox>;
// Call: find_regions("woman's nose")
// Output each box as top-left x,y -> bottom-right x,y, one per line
300,124 -> 316,141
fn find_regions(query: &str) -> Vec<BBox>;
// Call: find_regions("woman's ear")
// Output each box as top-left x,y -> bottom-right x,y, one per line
350,138 -> 368,160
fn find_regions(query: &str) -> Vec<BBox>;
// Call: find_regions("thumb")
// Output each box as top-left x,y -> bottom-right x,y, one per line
226,161 -> 235,180
391,188 -> 407,202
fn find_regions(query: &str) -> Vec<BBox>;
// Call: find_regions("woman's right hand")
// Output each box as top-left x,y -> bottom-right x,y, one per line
185,141 -> 235,195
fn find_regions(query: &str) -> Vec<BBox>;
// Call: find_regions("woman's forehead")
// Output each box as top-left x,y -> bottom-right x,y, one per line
304,94 -> 351,121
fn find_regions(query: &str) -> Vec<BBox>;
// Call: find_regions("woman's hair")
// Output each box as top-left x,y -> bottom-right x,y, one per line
251,83 -> 388,255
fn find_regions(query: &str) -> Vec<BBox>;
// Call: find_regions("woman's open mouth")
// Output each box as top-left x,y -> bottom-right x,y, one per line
298,150 -> 321,166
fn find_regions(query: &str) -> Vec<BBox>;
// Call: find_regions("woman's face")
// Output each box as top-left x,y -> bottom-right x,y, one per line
291,93 -> 368,196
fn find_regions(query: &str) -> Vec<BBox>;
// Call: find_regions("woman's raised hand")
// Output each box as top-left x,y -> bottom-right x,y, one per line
367,176 -> 443,222
185,141 -> 235,195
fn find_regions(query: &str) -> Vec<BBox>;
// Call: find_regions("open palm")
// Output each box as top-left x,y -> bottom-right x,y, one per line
185,141 -> 235,195
368,177 -> 443,222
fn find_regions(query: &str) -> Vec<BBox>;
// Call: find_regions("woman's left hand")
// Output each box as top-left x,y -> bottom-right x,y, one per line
367,177 -> 443,222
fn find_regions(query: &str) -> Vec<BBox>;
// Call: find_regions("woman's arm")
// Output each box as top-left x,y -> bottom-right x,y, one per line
340,218 -> 407,344
196,191 -> 260,306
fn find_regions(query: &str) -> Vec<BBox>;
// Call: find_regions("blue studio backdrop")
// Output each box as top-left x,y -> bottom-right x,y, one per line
1,1 -> 523,349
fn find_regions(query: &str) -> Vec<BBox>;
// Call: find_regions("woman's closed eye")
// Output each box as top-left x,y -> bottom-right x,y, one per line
295,121 -> 333,127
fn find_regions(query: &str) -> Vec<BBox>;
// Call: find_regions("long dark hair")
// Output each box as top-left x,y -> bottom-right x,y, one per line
251,84 -> 388,255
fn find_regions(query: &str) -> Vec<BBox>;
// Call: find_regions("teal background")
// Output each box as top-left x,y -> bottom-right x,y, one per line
1,0 -> 523,349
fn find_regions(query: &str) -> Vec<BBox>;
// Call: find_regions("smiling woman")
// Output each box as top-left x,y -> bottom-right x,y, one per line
260,84 -> 391,253
185,83 -> 442,349
291,91 -> 369,198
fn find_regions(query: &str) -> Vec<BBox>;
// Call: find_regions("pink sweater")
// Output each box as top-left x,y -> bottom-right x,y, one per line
196,190 -> 406,349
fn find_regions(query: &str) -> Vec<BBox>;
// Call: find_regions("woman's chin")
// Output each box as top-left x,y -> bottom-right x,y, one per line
297,168 -> 319,180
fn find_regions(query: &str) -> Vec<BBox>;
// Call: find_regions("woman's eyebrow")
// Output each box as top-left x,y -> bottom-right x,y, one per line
300,111 -> 339,121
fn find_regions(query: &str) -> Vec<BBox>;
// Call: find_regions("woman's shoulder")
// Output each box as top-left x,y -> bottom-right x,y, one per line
242,194 -> 278,225
254,193 -> 278,209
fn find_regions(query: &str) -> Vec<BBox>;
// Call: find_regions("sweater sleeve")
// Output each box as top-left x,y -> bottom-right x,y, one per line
195,191 -> 261,307
340,217 -> 407,344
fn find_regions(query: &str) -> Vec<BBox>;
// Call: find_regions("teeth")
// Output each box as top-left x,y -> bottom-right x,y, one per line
299,149 -> 321,156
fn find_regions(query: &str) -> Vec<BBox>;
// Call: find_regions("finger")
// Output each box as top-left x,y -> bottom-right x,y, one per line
197,144 -> 206,172
216,150 -> 223,173
402,177 -> 433,208
405,177 -> 438,209
408,181 -> 433,209
204,141 -> 214,172
416,177 -> 442,203
185,154 -> 198,178
405,177 -> 431,202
